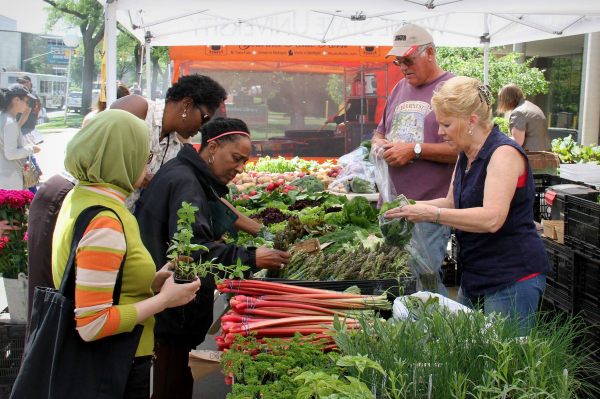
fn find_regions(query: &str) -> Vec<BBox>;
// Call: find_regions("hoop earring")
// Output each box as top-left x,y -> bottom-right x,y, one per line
208,154 -> 215,164
182,108 -> 187,122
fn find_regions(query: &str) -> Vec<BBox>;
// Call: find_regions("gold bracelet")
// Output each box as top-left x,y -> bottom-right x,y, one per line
436,207 -> 441,224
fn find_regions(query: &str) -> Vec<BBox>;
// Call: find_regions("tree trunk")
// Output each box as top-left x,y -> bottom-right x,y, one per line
79,19 -> 104,116
81,36 -> 95,115
151,57 -> 162,101
160,67 -> 169,97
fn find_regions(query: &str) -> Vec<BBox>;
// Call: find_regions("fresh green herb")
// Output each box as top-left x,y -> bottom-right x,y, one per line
221,333 -> 343,399
167,202 -> 250,283
328,304 -> 599,398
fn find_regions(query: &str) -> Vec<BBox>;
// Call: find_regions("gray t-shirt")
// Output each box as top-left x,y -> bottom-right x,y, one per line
376,71 -> 456,203
510,99 -> 551,151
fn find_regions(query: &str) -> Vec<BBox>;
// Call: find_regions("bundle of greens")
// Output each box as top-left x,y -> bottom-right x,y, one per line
378,197 -> 414,247
341,196 -> 378,229
290,175 -> 325,193
552,135 -> 600,164
350,177 -> 376,194
285,242 -> 410,281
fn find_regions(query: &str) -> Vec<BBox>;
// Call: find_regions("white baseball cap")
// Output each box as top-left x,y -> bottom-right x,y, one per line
386,24 -> 434,58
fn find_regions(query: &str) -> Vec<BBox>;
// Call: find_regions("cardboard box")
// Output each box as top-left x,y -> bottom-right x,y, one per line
525,151 -> 560,175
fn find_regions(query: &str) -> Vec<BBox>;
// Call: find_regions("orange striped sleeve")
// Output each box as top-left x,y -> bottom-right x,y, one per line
73,213 -> 130,342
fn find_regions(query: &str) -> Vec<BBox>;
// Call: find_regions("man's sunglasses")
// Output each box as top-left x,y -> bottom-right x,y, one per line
392,45 -> 430,67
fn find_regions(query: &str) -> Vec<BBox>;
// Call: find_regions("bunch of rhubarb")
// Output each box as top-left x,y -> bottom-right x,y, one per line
214,279 -> 390,353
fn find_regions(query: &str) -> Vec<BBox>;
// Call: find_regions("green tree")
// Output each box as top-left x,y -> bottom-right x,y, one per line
150,46 -> 169,99
436,47 -> 550,98
44,0 -> 104,115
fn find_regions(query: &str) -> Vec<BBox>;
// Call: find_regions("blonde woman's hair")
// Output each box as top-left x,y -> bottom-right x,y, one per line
497,84 -> 524,115
431,76 -> 494,132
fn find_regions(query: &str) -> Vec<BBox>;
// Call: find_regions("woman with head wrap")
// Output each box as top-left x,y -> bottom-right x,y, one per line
51,110 -> 200,398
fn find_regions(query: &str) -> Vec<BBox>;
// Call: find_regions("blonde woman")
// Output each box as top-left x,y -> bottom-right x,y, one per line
385,76 -> 550,334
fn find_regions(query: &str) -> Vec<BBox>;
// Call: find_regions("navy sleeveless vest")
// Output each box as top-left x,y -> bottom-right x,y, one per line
453,125 -> 550,297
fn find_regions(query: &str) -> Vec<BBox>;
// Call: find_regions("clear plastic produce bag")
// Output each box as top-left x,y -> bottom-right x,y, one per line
369,145 -> 397,204
405,224 -> 443,293
338,146 -> 369,167
329,160 -> 376,194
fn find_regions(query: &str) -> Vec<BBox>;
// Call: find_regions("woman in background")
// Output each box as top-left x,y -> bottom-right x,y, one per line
0,84 -> 40,190
497,84 -> 551,151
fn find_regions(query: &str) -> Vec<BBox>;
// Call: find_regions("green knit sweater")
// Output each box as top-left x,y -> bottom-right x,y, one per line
52,184 -> 156,357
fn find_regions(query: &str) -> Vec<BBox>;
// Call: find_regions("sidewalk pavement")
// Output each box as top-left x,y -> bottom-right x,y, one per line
36,128 -> 80,183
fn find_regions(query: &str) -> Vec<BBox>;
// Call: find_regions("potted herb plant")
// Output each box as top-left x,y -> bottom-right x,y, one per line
0,189 -> 34,323
167,202 -> 250,284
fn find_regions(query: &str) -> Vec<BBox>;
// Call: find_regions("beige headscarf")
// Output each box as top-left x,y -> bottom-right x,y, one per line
65,109 -> 150,195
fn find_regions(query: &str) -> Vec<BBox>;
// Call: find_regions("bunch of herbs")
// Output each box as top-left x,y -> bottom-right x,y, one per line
167,202 -> 250,283
328,302 -> 599,398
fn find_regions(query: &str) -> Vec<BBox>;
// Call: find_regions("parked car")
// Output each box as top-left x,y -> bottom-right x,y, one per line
66,91 -> 82,113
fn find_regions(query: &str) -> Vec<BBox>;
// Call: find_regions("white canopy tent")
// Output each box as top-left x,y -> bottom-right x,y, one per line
99,0 -> 600,125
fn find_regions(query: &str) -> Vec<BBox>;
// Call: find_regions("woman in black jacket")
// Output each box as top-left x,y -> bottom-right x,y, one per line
136,117 -> 290,399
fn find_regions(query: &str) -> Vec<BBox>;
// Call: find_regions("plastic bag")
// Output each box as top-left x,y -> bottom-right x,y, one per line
369,145 -> 397,204
393,292 -> 472,320
405,224 -> 443,293
329,160 -> 376,194
338,146 -> 369,167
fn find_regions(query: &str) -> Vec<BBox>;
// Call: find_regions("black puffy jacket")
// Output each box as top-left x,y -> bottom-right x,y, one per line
136,144 -> 256,350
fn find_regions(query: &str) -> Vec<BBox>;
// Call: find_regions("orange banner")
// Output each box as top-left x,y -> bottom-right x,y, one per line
170,45 -> 394,63
182,60 -> 355,74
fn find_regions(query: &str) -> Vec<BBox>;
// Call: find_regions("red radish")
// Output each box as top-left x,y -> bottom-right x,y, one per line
282,189 -> 288,194
332,166 -> 342,173
242,194 -> 250,200
297,172 -> 305,178
267,183 -> 275,191
250,190 -> 257,196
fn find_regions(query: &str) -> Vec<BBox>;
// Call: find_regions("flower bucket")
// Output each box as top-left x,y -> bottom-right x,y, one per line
3,273 -> 29,324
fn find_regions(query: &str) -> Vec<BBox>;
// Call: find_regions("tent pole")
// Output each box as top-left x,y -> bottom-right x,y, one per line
146,34 -> 152,101
105,0 -> 117,106
483,13 -> 490,86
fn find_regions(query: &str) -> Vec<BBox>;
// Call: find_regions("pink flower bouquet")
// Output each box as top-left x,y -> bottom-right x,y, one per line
0,190 -> 34,279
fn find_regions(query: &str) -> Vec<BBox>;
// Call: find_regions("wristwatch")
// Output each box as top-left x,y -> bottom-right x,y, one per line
414,142 -> 422,159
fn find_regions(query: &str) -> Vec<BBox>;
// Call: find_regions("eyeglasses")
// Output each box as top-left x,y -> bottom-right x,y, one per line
196,105 -> 211,126
392,45 -> 430,67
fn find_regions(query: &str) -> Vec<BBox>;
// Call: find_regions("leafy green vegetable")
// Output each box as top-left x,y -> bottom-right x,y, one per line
552,135 -> 600,164
222,333 -> 343,399
350,177 -> 376,194
290,175 -> 325,193
342,196 -> 377,228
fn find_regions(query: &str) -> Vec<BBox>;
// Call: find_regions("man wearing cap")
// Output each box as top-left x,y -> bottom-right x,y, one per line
373,24 -> 458,297
16,75 -> 43,192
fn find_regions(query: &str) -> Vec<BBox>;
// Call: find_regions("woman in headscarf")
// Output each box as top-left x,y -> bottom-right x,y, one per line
52,110 -> 200,398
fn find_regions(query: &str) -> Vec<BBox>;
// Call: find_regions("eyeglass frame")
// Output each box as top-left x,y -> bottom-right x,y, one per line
392,43 -> 432,67
195,104 -> 212,126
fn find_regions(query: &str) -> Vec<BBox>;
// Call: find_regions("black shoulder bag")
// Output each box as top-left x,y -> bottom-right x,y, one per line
11,205 -> 144,399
